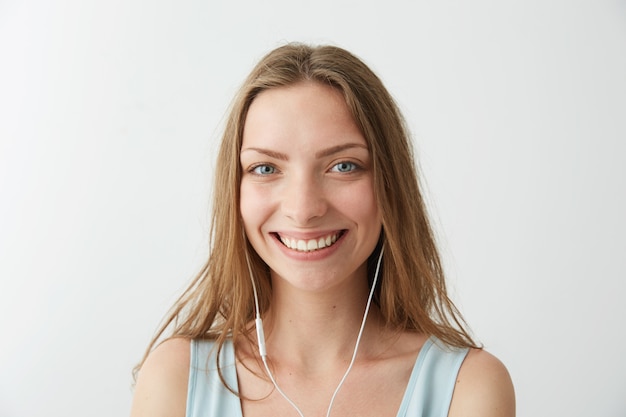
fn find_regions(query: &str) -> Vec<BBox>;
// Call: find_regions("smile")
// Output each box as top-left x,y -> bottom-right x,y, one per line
276,231 -> 345,252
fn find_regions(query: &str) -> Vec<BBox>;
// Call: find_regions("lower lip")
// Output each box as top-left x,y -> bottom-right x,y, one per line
272,232 -> 346,261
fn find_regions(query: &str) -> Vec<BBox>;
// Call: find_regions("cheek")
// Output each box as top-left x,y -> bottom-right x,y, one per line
335,181 -> 381,226
240,182 -> 270,234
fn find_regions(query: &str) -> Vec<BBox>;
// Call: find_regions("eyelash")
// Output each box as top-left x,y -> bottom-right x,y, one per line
330,161 -> 360,173
249,164 -> 278,176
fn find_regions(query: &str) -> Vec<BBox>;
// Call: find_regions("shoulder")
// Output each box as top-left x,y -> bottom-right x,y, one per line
130,337 -> 191,417
448,348 -> 516,417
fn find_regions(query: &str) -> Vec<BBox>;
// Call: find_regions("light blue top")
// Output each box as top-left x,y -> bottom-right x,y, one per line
186,337 -> 469,417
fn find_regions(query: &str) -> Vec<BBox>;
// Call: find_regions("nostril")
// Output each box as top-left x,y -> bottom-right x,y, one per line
281,189 -> 328,224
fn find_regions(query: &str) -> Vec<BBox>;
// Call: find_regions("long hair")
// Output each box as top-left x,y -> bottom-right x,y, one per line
134,42 -> 478,380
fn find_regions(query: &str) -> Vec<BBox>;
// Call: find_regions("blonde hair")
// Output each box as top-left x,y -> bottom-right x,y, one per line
135,42 -> 477,380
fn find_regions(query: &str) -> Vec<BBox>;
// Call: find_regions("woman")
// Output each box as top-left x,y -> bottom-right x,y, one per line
130,43 -> 515,417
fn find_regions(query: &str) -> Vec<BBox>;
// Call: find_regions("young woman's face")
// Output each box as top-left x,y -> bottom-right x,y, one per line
240,82 -> 382,293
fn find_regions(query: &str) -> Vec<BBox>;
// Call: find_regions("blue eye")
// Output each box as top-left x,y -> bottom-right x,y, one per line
331,161 -> 358,173
251,164 -> 276,175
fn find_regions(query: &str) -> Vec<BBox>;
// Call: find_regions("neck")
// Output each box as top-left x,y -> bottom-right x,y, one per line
260,278 -> 382,372
243,250 -> 388,417
246,248 -> 386,371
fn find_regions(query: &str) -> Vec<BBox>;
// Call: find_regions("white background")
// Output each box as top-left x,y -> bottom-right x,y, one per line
1,1 -> 625,416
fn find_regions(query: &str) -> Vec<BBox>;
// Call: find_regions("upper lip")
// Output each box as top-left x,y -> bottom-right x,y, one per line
272,230 -> 345,240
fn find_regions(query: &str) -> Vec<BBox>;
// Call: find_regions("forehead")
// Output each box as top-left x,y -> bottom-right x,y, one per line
242,82 -> 366,151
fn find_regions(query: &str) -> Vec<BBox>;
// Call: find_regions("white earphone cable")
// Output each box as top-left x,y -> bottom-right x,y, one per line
245,247 -> 384,417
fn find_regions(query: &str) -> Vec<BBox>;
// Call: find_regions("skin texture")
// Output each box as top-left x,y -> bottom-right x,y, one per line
129,337 -> 189,417
129,82 -> 515,417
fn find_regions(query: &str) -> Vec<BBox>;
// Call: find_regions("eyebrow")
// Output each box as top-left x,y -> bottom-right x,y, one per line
315,143 -> 369,158
241,143 -> 369,160
241,148 -> 288,160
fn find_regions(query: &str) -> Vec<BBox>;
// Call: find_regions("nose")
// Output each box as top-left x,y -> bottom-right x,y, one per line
281,173 -> 327,225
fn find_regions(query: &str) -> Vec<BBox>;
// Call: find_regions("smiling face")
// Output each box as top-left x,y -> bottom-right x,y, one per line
240,82 -> 382,293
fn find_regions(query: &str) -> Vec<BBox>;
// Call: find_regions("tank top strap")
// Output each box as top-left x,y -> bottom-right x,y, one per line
186,339 -> 242,417
396,337 -> 469,417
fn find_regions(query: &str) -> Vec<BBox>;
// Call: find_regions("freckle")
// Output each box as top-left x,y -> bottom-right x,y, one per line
333,305 -> 337,309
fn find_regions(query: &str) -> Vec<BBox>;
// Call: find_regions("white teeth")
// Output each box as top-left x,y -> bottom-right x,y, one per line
279,232 -> 341,252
